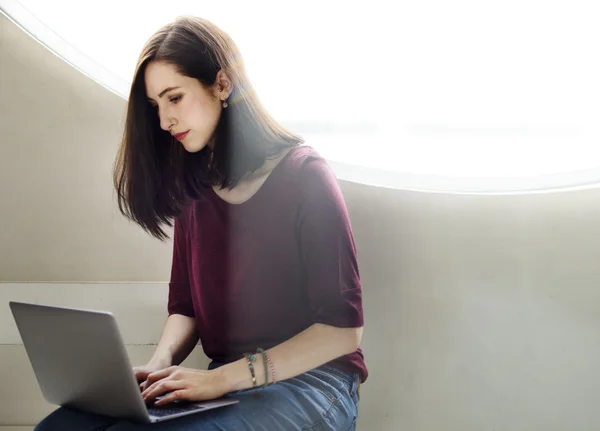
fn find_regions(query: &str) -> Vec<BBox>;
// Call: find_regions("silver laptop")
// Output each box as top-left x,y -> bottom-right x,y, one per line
9,301 -> 239,423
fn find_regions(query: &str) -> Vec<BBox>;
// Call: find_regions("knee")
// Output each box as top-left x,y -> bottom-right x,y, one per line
34,409 -> 61,431
33,407 -> 114,431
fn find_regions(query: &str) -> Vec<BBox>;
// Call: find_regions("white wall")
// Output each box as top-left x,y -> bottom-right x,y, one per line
2,12 -> 600,430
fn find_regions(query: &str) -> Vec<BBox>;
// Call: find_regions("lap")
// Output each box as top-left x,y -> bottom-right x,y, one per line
35,365 -> 359,431
35,407 -> 117,431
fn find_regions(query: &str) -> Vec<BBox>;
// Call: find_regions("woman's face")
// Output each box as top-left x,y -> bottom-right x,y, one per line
144,61 -> 230,153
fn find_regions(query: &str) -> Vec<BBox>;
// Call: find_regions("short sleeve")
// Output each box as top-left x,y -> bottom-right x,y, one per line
167,216 -> 195,317
298,154 -> 364,328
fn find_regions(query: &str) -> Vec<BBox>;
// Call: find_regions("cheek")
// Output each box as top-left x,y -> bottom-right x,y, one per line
180,98 -> 200,122
183,97 -> 218,128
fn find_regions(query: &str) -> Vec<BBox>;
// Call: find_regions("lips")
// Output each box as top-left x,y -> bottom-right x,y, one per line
173,131 -> 189,141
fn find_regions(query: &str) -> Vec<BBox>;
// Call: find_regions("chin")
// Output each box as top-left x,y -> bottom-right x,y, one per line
181,139 -> 208,153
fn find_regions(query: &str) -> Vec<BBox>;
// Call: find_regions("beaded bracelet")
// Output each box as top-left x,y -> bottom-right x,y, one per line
243,352 -> 257,387
256,348 -> 277,385
264,350 -> 277,384
256,348 -> 270,387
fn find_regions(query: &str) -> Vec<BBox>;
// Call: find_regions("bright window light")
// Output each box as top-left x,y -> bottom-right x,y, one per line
2,0 -> 600,193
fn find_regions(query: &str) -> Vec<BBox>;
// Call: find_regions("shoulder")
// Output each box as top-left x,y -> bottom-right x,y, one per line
285,144 -> 326,165
281,145 -> 346,210
284,144 -> 336,183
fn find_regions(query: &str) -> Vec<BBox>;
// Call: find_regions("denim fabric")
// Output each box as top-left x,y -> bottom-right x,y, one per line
34,364 -> 360,431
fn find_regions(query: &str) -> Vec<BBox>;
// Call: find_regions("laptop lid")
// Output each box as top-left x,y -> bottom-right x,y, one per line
9,301 -> 238,423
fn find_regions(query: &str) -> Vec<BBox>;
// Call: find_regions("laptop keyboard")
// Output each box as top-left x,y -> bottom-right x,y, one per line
148,402 -> 207,418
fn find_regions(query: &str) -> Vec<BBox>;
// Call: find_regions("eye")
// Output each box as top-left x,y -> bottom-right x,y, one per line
169,95 -> 182,104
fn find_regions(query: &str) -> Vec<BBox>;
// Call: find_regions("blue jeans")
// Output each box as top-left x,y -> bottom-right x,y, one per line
34,363 -> 360,430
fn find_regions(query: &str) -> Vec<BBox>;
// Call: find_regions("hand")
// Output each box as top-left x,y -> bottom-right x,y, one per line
134,359 -> 171,392
141,366 -> 230,406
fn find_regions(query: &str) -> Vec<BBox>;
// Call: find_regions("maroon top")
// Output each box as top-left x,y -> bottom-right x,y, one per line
167,145 -> 368,382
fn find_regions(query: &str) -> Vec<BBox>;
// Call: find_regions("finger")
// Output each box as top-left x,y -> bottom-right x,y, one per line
154,389 -> 189,406
143,367 -> 175,389
143,380 -> 186,403
134,368 -> 151,383
142,378 -> 166,400
142,366 -> 185,399
143,379 -> 178,401
135,373 -> 147,383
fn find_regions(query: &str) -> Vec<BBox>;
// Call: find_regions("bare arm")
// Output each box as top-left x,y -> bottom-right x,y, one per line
148,314 -> 199,368
140,322 -> 363,403
218,323 -> 362,392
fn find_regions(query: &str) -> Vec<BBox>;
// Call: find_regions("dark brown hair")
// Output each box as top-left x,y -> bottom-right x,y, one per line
114,16 -> 303,240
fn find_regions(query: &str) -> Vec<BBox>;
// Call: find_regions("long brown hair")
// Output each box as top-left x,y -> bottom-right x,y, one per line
114,16 -> 303,240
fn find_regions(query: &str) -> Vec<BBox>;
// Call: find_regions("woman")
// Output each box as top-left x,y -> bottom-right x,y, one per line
36,15 -> 367,431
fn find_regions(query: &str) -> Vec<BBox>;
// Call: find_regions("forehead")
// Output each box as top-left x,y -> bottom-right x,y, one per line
144,62 -> 188,98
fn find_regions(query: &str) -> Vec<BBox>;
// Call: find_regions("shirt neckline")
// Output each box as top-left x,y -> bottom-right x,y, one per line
209,145 -> 304,208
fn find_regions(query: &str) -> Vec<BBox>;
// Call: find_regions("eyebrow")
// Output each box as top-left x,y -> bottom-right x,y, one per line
148,86 -> 181,102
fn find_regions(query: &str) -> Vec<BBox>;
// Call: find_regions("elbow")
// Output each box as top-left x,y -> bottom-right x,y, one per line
317,323 -> 363,355
345,326 -> 363,354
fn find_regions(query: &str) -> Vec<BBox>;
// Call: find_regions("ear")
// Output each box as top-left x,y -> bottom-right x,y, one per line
214,70 -> 233,101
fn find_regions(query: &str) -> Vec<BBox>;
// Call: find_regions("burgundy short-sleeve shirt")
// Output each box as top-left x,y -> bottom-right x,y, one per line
168,145 -> 368,382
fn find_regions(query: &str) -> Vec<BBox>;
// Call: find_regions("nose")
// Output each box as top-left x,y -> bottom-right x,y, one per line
158,107 -> 175,132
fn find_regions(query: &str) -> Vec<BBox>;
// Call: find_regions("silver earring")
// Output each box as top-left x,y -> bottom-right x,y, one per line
222,100 -> 228,108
